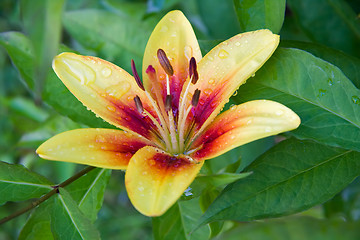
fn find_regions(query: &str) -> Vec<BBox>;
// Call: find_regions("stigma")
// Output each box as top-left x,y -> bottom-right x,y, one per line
131,49 -> 201,155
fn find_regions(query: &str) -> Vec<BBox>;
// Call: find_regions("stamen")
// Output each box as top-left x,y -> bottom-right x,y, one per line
165,95 -> 172,112
189,57 -> 198,84
191,89 -> 201,107
157,49 -> 174,76
131,59 -> 145,91
134,95 -> 144,114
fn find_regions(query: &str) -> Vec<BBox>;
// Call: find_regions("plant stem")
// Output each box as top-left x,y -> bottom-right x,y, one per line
0,166 -> 96,225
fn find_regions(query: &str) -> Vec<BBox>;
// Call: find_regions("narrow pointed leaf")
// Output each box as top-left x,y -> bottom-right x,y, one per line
66,168 -> 112,222
233,0 -> 286,34
236,48 -> 360,152
198,139 -> 360,225
0,162 -> 53,205
52,188 -> 100,240
0,31 -> 34,89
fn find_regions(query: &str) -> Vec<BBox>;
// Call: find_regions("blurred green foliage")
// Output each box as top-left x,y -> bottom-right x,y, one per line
0,0 -> 359,239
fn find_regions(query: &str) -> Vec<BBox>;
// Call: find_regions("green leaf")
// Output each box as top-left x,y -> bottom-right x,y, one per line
152,203 -> 188,240
287,0 -> 360,57
7,97 -> 49,122
52,188 -> 100,240
19,201 -> 54,240
195,0 -> 241,39
280,40 -> 360,88
153,199 -> 210,240
236,48 -> 360,152
21,0 -> 65,97
0,161 -> 53,205
66,168 -> 111,222
198,139 -> 360,224
63,9 -> 152,72
182,172 -> 251,201
220,217 -> 360,240
0,31 -> 34,89
233,0 -> 286,34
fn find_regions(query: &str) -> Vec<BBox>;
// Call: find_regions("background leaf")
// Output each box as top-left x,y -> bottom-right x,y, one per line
236,48 -> 360,152
66,168 -> 111,222
18,201 -> 54,240
287,0 -> 360,57
220,217 -> 360,240
52,188 -> 100,240
0,161 -> 53,205
233,0 -> 286,34
62,9 -> 152,72
198,138 -> 360,224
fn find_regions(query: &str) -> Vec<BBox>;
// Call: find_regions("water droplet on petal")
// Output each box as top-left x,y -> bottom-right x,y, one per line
275,110 -> 283,116
107,105 -> 116,112
63,58 -> 96,85
232,90 -> 238,96
246,119 -> 252,125
138,186 -> 144,191
218,49 -> 229,59
265,127 -> 272,132
105,81 -> 130,99
95,135 -> 106,143
230,105 -> 236,110
208,79 -> 215,85
204,88 -> 212,96
235,42 -> 241,46
210,101 -> 217,108
101,66 -> 112,77
251,73 -> 255,77
160,25 -> 168,32
184,46 -> 193,60
208,56 -> 214,61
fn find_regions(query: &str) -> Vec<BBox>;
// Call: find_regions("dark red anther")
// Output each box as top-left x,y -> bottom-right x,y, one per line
157,49 -> 174,76
134,95 -> 144,114
189,57 -> 198,84
165,95 -> 172,112
191,89 -> 201,107
131,59 -> 145,91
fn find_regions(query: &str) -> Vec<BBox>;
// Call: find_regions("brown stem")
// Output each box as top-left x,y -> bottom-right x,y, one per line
0,166 -> 96,225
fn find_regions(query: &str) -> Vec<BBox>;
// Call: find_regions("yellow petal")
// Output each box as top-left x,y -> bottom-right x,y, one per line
36,128 -> 153,169
142,10 -> 202,111
190,100 -> 300,160
125,146 -> 204,216
53,52 -> 160,142
188,30 -> 279,138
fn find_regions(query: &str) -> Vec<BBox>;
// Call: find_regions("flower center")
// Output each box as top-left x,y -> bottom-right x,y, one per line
131,49 -> 200,155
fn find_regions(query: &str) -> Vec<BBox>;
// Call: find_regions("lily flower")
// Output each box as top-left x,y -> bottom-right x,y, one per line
37,10 -> 300,216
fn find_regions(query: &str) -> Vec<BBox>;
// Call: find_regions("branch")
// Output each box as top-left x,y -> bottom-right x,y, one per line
0,166 -> 96,225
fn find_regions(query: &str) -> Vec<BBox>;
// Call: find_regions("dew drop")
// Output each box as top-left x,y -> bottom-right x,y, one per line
208,79 -> 215,85
208,56 -> 214,61
160,25 -> 168,32
184,46 -> 193,60
63,58 -> 96,85
251,73 -> 255,77
327,78 -> 334,86
265,127 -> 272,132
138,186 -> 144,191
230,105 -> 236,110
204,88 -> 212,96
352,96 -> 360,105
275,110 -> 283,116
218,49 -> 229,59
101,66 -> 112,77
88,144 -> 94,148
318,89 -> 327,97
107,105 -> 116,112
246,119 -> 252,125
95,135 -> 106,143
232,90 -> 238,96
210,101 -> 217,108
235,42 -> 241,46
105,81 -> 130,99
